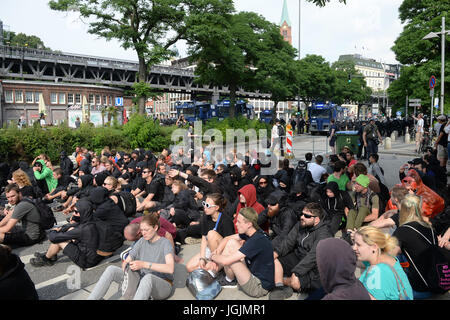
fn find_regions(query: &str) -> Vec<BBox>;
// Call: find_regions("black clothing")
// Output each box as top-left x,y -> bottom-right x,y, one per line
0,253 -> 38,300
60,153 -> 74,176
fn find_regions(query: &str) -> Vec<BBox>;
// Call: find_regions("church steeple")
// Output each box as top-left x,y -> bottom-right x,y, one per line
280,0 -> 292,27
279,0 -> 292,44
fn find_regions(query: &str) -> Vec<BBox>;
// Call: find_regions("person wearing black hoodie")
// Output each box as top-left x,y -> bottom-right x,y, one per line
316,238 -> 370,300
0,244 -> 38,300
287,182 -> 310,217
257,190 -> 297,248
30,199 -> 104,268
59,151 -> 74,177
90,187 -> 129,255
319,181 -> 355,236
254,175 -> 275,206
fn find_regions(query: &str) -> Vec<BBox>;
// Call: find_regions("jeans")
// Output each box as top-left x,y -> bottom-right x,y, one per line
366,139 -> 378,157
88,265 -> 172,300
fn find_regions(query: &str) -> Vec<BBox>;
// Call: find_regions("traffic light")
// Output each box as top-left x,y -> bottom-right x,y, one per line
348,74 -> 352,83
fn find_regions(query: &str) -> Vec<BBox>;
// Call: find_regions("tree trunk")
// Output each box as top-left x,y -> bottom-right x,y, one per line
138,57 -> 147,115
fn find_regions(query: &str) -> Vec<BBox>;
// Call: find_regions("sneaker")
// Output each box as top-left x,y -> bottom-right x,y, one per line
269,286 -> 294,300
30,255 -> 55,267
52,205 -> 65,212
34,252 -> 57,262
217,273 -> 237,288
184,237 -> 201,245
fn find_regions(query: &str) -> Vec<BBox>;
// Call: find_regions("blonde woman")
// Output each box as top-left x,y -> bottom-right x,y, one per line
9,169 -> 32,188
393,195 -> 444,299
353,226 -> 413,300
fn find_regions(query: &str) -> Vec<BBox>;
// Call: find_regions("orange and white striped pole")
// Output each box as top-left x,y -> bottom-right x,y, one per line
285,124 -> 294,159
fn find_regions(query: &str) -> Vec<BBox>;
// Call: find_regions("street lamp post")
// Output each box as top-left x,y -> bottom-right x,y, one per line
422,16 -> 449,115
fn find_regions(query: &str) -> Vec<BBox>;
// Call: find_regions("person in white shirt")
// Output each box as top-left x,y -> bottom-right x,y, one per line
413,113 -> 424,153
307,155 -> 327,184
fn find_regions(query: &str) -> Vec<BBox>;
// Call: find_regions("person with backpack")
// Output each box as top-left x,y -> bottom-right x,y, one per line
291,160 -> 314,190
0,184 -> 45,247
30,199 -> 104,269
393,194 -> 450,299
362,118 -> 383,160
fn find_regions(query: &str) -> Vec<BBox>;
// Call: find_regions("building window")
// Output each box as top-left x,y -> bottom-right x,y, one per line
34,92 -> 41,103
88,94 -> 94,104
95,95 -> 101,105
25,91 -> 34,103
68,93 -> 74,104
103,95 -> 107,106
5,90 -> 13,103
75,93 -> 81,104
15,90 -> 23,103
59,93 -> 65,104
109,96 -> 113,106
50,93 -> 57,104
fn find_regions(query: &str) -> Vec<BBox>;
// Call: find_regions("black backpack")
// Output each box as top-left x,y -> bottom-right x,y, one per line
22,198 -> 56,230
116,191 -> 137,217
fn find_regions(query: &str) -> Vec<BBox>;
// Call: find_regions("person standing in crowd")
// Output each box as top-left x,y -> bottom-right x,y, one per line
353,226 -> 413,300
413,113 -> 424,153
362,118 -> 383,160
433,115 -> 448,169
328,119 -> 337,155
75,117 -> 81,128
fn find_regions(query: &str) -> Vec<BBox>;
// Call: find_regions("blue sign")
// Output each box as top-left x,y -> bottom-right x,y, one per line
115,97 -> 123,107
429,76 -> 436,89
396,111 -> 402,116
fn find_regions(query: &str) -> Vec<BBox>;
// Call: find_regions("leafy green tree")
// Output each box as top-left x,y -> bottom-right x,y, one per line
297,55 -> 335,104
49,0 -> 234,114
390,0 -> 450,114
4,31 -> 49,50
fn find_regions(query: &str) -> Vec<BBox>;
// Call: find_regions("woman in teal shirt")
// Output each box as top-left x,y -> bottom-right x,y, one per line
352,226 -> 413,300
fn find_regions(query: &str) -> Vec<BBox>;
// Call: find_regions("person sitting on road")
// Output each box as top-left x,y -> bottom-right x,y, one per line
0,184 -> 45,247
370,186 -> 409,233
88,214 -> 175,300
257,191 -> 297,248
0,244 -> 38,300
210,207 -> 275,298
307,155 -> 327,184
30,199 -> 104,269
185,193 -> 235,274
345,174 -> 380,235
319,181 -> 355,236
352,226 -> 413,300
269,202 -> 332,300
368,153 -> 386,186
327,160 -> 351,191
33,159 -> 57,195
316,238 -> 371,300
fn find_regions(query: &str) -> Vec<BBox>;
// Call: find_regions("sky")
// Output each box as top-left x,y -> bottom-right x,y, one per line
1,0 -> 404,65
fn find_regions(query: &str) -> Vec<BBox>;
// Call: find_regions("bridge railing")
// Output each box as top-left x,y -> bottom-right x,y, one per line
0,44 -> 195,76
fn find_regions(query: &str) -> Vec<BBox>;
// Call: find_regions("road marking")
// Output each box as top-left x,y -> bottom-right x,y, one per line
35,274 -> 70,290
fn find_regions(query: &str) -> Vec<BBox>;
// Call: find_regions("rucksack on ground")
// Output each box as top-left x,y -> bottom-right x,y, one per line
186,269 -> 222,300
22,198 -> 56,230
117,191 -> 137,217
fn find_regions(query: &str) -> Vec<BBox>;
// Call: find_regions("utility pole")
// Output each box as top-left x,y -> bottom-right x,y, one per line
0,20 -> 4,46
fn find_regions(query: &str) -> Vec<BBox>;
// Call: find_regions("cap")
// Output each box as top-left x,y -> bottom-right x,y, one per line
296,160 -> 307,170
437,115 -> 447,121
239,207 -> 260,230
355,174 -> 370,188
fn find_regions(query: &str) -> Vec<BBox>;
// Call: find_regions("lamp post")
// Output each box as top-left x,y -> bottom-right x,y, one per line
422,16 -> 449,115
297,0 -> 301,116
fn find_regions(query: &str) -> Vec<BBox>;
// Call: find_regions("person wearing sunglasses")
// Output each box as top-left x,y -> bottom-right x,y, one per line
185,193 -> 234,274
270,202 -> 332,300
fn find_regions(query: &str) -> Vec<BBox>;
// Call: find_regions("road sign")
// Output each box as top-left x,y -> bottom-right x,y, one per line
409,103 -> 421,107
429,76 -> 436,89
115,97 -> 123,107
409,99 -> 421,103
430,88 -> 435,97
